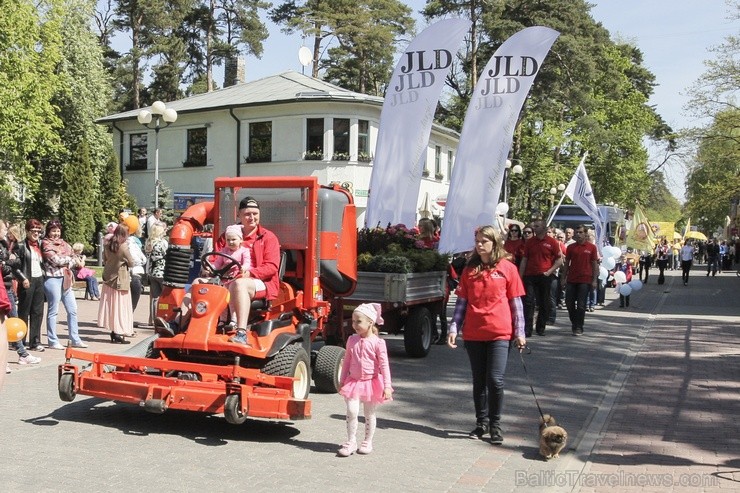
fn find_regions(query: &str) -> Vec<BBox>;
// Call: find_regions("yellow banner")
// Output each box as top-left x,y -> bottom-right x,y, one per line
626,203 -> 656,252
650,221 -> 675,241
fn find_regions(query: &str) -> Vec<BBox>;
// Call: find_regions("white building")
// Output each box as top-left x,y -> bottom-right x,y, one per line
98,71 -> 457,225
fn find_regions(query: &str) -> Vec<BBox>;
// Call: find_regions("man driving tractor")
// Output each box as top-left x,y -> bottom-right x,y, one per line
154,196 -> 281,345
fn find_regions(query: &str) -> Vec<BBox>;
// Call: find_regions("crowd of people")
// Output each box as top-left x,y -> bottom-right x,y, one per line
0,208 -> 169,373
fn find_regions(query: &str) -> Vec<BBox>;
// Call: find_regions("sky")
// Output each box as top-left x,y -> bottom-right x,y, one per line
199,1 -> 738,201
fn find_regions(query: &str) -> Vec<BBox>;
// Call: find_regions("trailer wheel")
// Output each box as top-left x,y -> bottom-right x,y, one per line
58,373 -> 76,402
224,394 -> 248,424
263,343 -> 311,400
404,306 -> 434,358
313,345 -> 345,393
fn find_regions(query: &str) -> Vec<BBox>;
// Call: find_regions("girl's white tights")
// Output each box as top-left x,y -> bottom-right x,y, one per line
345,398 -> 378,445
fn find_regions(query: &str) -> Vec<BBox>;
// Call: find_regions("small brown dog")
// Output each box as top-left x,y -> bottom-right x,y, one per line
539,414 -> 568,460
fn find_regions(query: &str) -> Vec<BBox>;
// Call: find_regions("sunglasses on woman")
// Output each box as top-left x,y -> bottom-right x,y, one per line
523,230 -> 533,235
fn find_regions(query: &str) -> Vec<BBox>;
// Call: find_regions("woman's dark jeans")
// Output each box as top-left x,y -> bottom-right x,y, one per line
464,339 -> 510,427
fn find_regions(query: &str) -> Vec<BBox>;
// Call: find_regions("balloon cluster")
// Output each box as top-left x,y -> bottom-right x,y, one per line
597,246 -> 643,297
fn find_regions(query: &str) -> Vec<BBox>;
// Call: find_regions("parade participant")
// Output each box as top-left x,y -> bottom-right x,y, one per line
679,240 -> 695,286
503,223 -> 525,267
561,225 -> 599,336
211,224 -> 251,329
447,225 -> 526,445
519,219 -> 562,336
337,303 -> 393,457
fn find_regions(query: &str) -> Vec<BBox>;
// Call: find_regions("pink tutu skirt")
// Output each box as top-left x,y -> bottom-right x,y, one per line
339,376 -> 391,404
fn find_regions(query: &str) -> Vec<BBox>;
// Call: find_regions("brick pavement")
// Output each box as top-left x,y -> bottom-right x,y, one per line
0,267 -> 738,492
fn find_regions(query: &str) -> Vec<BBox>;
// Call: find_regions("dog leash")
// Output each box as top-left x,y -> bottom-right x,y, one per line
518,347 -> 548,424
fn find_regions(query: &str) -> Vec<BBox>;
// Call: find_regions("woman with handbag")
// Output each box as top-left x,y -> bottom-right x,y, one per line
98,224 -> 134,344
41,220 -> 87,349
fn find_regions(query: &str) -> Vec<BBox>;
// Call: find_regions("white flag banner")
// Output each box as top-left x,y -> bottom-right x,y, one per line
565,154 -> 603,252
438,26 -> 559,254
365,18 -> 470,228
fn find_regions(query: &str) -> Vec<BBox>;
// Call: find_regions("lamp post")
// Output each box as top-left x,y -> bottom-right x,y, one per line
503,159 -> 523,215
548,183 -> 565,208
137,101 -> 177,209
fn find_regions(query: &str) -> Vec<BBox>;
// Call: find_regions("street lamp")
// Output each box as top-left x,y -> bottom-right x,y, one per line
503,159 -> 523,214
549,183 -> 565,208
137,101 -> 177,209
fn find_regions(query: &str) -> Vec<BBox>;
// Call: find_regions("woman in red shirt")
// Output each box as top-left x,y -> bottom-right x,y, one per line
447,225 -> 526,445
503,223 -> 525,267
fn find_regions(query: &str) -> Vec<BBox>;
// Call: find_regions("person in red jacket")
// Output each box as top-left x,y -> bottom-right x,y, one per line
155,197 -> 281,347
446,225 -> 526,446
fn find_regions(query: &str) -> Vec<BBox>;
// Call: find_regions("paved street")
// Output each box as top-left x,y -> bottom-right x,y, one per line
1,266 -> 738,493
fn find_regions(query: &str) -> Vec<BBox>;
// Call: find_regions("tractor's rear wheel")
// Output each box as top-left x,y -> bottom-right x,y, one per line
404,306 -> 434,358
224,394 -> 248,424
313,345 -> 345,393
58,373 -> 76,402
263,343 -> 310,400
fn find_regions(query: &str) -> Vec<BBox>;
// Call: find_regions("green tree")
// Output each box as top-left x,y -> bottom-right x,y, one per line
60,142 -> 97,248
271,0 -> 413,86
321,0 -> 414,95
684,109 -> 740,232
644,171 -> 682,222
98,148 -> 131,229
0,0 -> 64,215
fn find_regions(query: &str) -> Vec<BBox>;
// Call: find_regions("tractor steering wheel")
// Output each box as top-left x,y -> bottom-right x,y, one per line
201,251 -> 243,281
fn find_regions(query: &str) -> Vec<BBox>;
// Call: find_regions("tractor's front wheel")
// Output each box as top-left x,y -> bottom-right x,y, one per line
224,394 -> 248,424
58,373 -> 76,402
263,343 -> 311,400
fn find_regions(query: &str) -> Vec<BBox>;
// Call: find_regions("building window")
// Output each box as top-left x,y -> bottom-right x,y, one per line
447,150 -> 454,179
333,118 -> 350,160
184,127 -> 207,167
247,121 -> 272,163
358,120 -> 371,162
305,118 -> 324,159
434,145 -> 442,178
128,133 -> 148,170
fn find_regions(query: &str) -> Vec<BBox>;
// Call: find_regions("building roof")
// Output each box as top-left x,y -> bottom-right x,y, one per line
96,70 -> 460,139
97,71 -> 385,123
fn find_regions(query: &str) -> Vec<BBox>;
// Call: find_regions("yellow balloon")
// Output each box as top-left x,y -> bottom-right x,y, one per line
6,317 -> 28,343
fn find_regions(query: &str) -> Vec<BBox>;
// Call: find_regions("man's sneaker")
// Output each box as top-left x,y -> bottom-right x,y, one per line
154,317 -> 175,338
229,329 -> 250,346
19,354 -> 41,365
32,344 -> 45,352
489,425 -> 504,445
5,364 -> 11,374
48,342 -> 65,350
71,342 -> 89,348
468,424 -> 488,440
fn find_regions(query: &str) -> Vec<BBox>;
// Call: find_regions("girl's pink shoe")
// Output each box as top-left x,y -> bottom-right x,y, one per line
337,441 -> 357,457
357,441 -> 373,455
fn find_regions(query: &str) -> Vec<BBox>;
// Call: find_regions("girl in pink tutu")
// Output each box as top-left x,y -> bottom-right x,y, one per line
337,303 -> 393,457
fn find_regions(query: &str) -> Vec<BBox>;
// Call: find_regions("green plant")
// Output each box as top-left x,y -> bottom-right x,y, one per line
303,150 -> 324,160
357,152 -> 373,163
357,224 -> 449,273
332,152 -> 350,161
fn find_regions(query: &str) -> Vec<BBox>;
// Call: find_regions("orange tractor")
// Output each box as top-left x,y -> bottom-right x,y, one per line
58,177 -> 357,422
